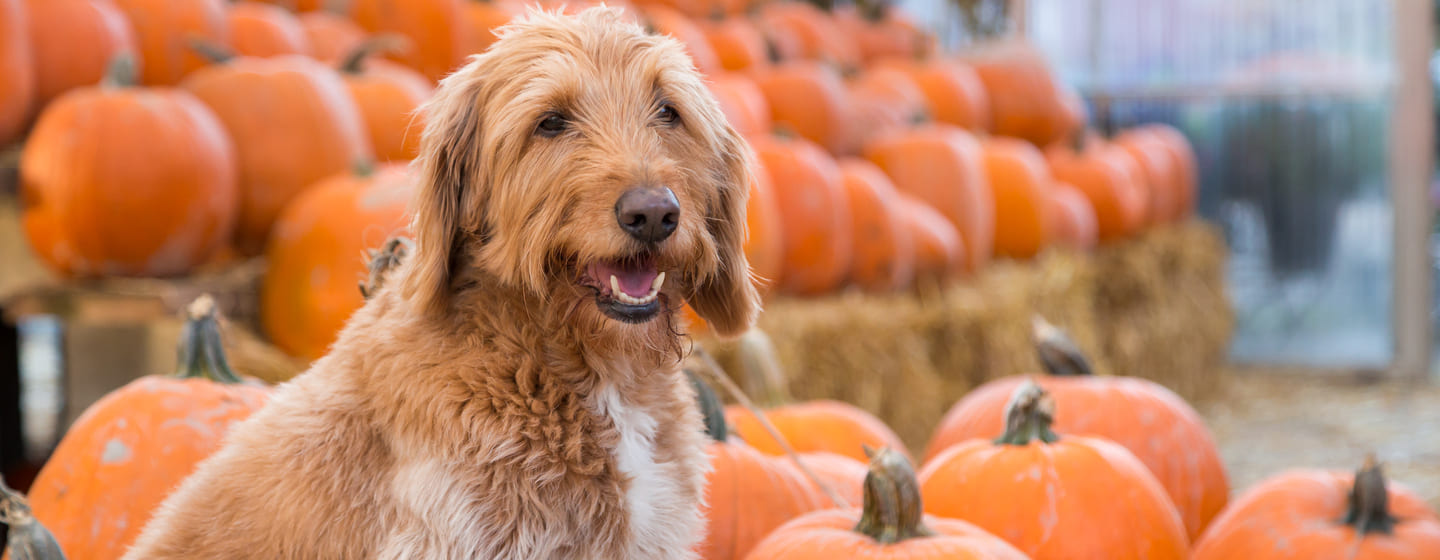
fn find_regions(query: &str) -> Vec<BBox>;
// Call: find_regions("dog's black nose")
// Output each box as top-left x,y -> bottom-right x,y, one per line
615,187 -> 679,243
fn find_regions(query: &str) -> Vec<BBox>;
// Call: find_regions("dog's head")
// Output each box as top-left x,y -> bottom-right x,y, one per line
402,7 -> 759,337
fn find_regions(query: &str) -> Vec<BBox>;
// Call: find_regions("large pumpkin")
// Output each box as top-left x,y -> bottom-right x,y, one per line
298,11 -> 368,63
111,0 -> 229,85
26,0 -> 136,108
750,135 -> 851,295
25,297 -> 270,559
1044,134 -> 1146,242
1193,458 -> 1440,560
227,2 -> 312,58
182,51 -> 373,255
925,317 -> 1228,541
0,0 -> 33,146
837,158 -> 914,292
960,40 -> 1072,146
746,447 -> 1030,560
347,0 -> 466,82
899,195 -> 965,280
919,382 -> 1190,559
262,163 -> 414,360
751,62 -> 855,155
873,58 -> 990,131
21,56 -> 238,277
707,72 -> 771,138
984,137 -> 1054,259
338,38 -> 434,162
863,124 -> 993,272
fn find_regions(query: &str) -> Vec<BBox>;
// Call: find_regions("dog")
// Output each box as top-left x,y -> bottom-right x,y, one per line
123,7 -> 759,558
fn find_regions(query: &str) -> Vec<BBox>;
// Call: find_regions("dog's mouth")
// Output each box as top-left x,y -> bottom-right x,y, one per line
581,254 -> 667,323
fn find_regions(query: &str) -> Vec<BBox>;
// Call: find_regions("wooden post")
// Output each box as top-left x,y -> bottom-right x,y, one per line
1391,0 -> 1434,381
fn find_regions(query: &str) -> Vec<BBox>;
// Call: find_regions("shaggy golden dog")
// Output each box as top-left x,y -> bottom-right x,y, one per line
123,7 -> 758,559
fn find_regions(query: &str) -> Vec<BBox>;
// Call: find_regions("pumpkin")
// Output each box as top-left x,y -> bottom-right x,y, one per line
1112,128 -> 1178,227
1044,133 -> 1145,242
1048,182 -> 1098,250
832,5 -> 934,64
649,0 -> 748,20
863,124 -> 993,272
21,56 -> 238,277
182,50 -> 373,255
707,72 -> 771,137
746,447 -> 1030,560
642,5 -> 722,74
0,0 -> 33,146
983,137 -> 1053,259
458,0 -> 522,57
899,195 -> 965,280
298,11 -> 368,63
253,0 -> 325,11
347,0 -> 465,82
959,40 -> 1072,145
262,162 -> 413,359
1193,458 -> 1440,560
704,17 -> 770,72
919,381 -> 1189,559
925,317 -> 1228,541
750,62 -> 855,154
1,478 -> 65,560
846,66 -> 928,141
874,58 -> 990,131
338,38 -> 434,162
796,451 -> 868,507
1140,124 -> 1199,220
750,135 -> 851,295
745,164 -> 785,293
757,2 -> 860,70
111,0 -> 229,85
26,0 -> 136,108
837,158 -> 914,292
25,297 -> 270,559
227,2 -> 312,58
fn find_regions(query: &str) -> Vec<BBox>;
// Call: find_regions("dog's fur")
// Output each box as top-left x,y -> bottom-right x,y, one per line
123,8 -> 758,559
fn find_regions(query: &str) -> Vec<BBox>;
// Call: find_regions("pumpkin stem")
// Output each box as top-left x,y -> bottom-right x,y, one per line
1,476 -> 67,560
995,380 -> 1059,445
735,329 -> 792,407
187,37 -> 236,65
338,34 -> 411,75
101,53 -> 139,89
1032,315 -> 1093,376
1343,455 -> 1398,535
359,236 -> 414,301
853,447 -> 934,544
684,365 -> 729,442
174,295 -> 243,384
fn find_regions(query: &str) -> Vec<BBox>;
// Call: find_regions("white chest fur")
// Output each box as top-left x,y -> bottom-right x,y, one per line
591,383 -> 696,557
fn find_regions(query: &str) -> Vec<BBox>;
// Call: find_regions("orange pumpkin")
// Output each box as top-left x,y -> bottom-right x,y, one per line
846,66 -> 928,142
797,451 -> 868,507
1048,182 -> 1098,250
899,195 -> 965,280
703,17 -> 770,72
1044,134 -> 1145,242
874,58 -> 990,131
706,71 -> 771,137
21,56 -> 238,277
642,5 -> 722,74
983,137 -> 1053,259
648,0 -> 748,20
1141,124 -> 1199,220
111,0 -> 229,85
837,158 -> 914,292
1193,458 -> 1440,560
757,2 -> 860,70
458,0 -> 522,57
745,164 -> 785,293
748,448 -> 1030,560
919,382 -> 1189,559
338,38 -> 434,162
751,135 -> 851,295
925,317 -> 1228,541
863,124 -> 993,272
751,62 -> 854,154
832,5 -> 934,64
25,0 -> 136,108
298,11 -> 368,63
183,51 -> 373,255
1112,128 -> 1178,227
253,0 -> 325,11
727,400 -> 910,464
227,2 -> 312,58
26,297 -> 270,559
960,40 -> 1073,146
0,0 -> 33,146
262,163 -> 413,359
347,0 -> 465,82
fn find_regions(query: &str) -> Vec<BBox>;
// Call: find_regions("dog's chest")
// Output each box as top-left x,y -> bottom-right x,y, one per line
591,383 -> 698,556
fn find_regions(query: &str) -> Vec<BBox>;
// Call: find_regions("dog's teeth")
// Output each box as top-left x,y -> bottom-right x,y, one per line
652,272 -> 665,292
610,275 -> 621,296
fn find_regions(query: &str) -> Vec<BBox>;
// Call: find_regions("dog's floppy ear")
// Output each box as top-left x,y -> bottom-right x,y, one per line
402,66 -> 489,315
687,128 -> 762,336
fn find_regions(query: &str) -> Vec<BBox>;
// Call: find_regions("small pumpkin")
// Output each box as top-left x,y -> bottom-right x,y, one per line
1047,182 -> 1098,250
959,40 -> 1072,146
261,162 -> 414,360
750,134 -> 851,295
925,317 -> 1228,541
111,0 -> 229,85
25,0 -> 136,108
899,195 -> 965,280
832,5 -> 934,64
1192,457 -> 1440,560
1044,133 -> 1145,242
1,478 -> 65,560
21,56 -> 238,277
745,447 -> 1030,560
837,158 -> 914,292
298,11 -> 368,63
873,58 -> 990,131
846,66 -> 928,142
26,297 -> 270,559
1112,127 -> 1178,227
703,17 -> 770,72
458,0 -> 522,57
750,62 -> 855,155
0,0 -> 34,146
983,137 -> 1054,259
706,72 -> 771,138
919,381 -> 1189,559
1140,124 -> 1199,221
227,2 -> 312,58
346,0 -> 466,82
338,37 -> 434,162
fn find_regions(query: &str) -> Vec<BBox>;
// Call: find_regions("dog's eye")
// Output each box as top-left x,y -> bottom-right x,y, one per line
657,104 -> 680,125
536,112 -> 569,137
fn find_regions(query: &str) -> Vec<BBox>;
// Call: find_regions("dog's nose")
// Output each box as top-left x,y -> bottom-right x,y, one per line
615,187 -> 679,243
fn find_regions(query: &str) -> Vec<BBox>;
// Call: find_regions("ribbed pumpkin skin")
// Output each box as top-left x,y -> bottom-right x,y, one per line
182,55 -> 373,254
227,2 -> 313,58
919,434 -> 1189,559
642,4 -> 721,74
1112,128 -> 1177,227
838,158 -> 914,292
347,0 -> 465,81
0,0 -> 34,145
1048,182 -> 1098,250
751,135 -> 851,296
707,72 -> 771,138
1193,470 -> 1440,560
26,0 -> 136,107
298,11 -> 368,63
725,400 -> 910,463
744,166 -> 785,294
343,58 -> 433,162
111,0 -> 229,85
925,374 -> 1227,542
1141,124 -> 1199,221
797,452 -> 867,507
704,18 -> 770,72
21,86 -> 239,277
745,509 -> 1031,560
875,58 -> 990,132
864,125 -> 993,272
1045,139 -> 1145,242
751,63 -> 855,155
26,378 -> 269,559
700,438 -> 830,560
983,137 -> 1053,259
261,164 -> 413,360
900,195 -> 965,280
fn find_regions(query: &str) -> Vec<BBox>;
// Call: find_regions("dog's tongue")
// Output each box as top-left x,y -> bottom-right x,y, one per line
590,259 -> 659,298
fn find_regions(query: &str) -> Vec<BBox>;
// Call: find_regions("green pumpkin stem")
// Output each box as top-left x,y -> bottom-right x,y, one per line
1,476 -> 68,560
995,380 -> 1059,445
359,236 -> 414,301
853,447 -> 935,545
1343,455 -> 1397,535
685,365 -> 729,443
1032,315 -> 1093,376
187,38 -> 236,65
101,53 -> 138,89
174,295 -> 243,384
338,35 -> 411,75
